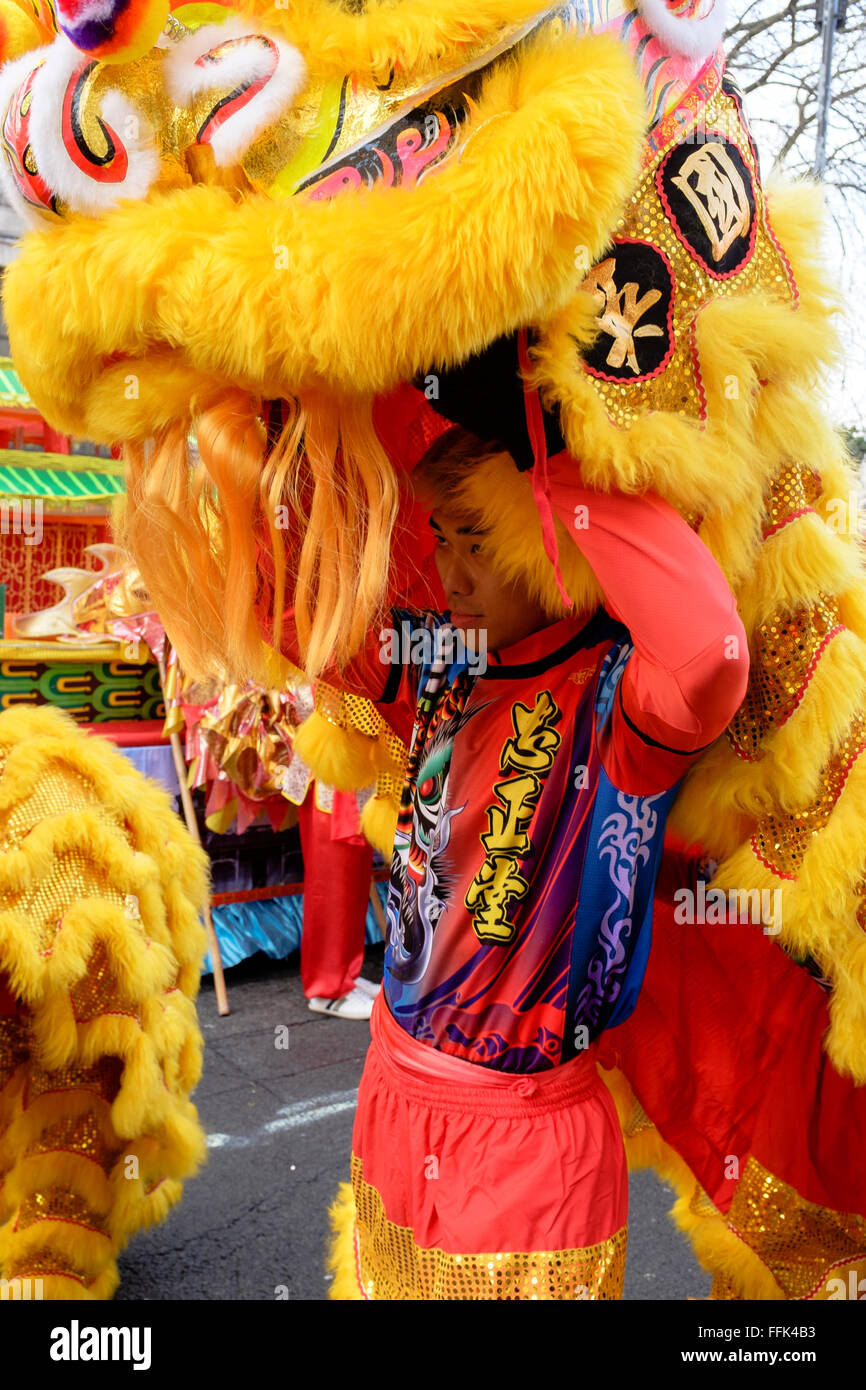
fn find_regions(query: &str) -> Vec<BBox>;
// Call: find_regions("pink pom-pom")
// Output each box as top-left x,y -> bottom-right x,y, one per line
56,0 -> 170,63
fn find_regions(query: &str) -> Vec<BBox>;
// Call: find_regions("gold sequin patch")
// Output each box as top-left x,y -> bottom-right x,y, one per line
727,1155 -> 866,1300
0,763 -> 122,858
5,1245 -> 87,1285
315,677 -> 408,813
0,1014 -> 30,1088
16,1187 -> 109,1236
374,770 -> 403,807
709,1271 -> 743,1300
28,1112 -> 120,1172
579,90 -> 796,429
750,711 -> 866,878
70,940 -> 140,1025
762,460 -> 823,537
689,1185 -> 720,1220
0,760 -> 130,957
25,1056 -> 122,1105
624,1095 -> 655,1138
351,1153 -> 627,1300
729,594 -> 843,759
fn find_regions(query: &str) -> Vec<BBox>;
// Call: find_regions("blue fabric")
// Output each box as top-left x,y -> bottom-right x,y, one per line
561,636 -> 678,1053
202,881 -> 387,974
118,745 -> 180,798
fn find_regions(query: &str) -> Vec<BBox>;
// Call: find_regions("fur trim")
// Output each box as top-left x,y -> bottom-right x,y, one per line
293,711 -> 377,791
327,1181 -> 363,1300
244,0 -> 562,83
636,0 -> 727,60
28,35 -> 160,216
359,794 -> 398,858
599,1067 -> 787,1299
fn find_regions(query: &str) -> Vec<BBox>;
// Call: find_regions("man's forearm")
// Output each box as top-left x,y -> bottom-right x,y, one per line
547,453 -> 749,750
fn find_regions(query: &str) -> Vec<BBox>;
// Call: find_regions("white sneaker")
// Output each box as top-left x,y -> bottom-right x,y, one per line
354,976 -> 382,1000
307,984 -> 374,1020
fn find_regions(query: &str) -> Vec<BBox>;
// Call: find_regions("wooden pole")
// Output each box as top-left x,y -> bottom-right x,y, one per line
157,656 -> 230,1016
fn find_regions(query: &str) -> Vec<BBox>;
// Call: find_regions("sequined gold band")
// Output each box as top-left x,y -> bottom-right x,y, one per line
350,1153 -> 627,1300
726,1155 -> 866,1300
750,712 -> 866,879
579,89 -> 795,431
728,592 -> 842,762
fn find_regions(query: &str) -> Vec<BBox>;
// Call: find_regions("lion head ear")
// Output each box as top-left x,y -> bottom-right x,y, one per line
0,0 -> 55,63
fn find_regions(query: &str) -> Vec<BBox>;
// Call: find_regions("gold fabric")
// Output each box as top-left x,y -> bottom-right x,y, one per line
17,1188 -> 110,1235
350,1153 -> 627,1300
26,1057 -> 121,1104
688,1184 -> 720,1220
70,941 -> 141,1026
623,1094 -> 654,1138
727,1156 -> 866,1300
29,1112 -> 121,1173
751,711 -> 866,879
729,594 -> 843,760
0,712 -> 206,1295
709,1272 -> 743,1300
0,1017 -> 29,1089
0,761 -> 130,958
579,88 -> 796,430
761,460 -> 823,538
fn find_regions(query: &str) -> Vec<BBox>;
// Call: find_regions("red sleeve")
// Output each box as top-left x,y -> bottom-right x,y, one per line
546,451 -> 749,793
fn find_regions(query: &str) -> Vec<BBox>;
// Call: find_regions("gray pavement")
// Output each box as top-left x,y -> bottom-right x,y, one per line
116,946 -> 712,1301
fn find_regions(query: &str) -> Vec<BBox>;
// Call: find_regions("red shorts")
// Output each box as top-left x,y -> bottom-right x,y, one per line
349,996 -> 628,1299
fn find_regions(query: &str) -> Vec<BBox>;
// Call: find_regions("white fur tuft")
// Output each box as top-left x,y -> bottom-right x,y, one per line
164,18 -> 306,166
27,36 -> 160,216
636,0 -> 727,59
0,47 -> 61,227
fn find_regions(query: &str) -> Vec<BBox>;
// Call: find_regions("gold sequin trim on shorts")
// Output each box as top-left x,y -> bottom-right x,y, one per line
350,1153 -> 627,1301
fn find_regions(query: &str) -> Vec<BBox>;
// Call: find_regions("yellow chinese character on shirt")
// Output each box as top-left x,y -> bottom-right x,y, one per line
500,690 -> 562,773
464,855 -> 530,943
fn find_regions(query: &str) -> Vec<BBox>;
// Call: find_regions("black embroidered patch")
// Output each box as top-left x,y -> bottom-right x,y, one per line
657,134 -> 756,279
579,238 -> 675,383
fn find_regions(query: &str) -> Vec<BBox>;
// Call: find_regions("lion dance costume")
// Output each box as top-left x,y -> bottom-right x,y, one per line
0,707 -> 208,1298
0,0 -> 864,1299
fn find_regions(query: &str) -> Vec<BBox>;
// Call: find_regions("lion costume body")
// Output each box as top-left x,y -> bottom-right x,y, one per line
0,0 -> 864,1299
0,707 -> 207,1298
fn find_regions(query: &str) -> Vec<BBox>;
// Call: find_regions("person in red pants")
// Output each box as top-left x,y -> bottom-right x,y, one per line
261,421 -> 749,1296
297,783 -> 381,1020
